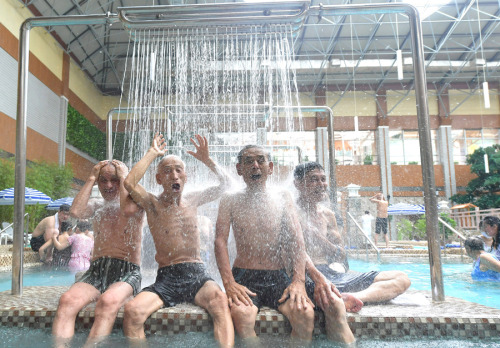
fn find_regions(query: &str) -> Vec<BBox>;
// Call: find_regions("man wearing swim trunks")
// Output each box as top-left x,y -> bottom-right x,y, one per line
31,204 -> 70,263
122,133 -> 234,348
215,145 -> 355,345
370,192 -> 390,248
52,160 -> 144,347
294,162 -> 411,306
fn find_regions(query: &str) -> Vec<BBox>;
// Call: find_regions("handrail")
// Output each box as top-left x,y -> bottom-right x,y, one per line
347,212 -> 381,262
438,217 -> 466,241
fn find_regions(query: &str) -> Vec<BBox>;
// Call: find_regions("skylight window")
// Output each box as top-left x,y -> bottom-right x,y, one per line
401,0 -> 453,20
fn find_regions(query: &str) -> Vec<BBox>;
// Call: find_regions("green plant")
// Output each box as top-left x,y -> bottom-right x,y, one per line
0,158 -> 73,232
396,218 -> 414,240
451,144 -> 500,209
408,161 -> 419,165
363,154 -> 373,165
414,213 -> 458,241
66,105 -> 106,160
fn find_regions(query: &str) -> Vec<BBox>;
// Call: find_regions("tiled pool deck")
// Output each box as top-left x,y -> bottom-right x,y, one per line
1,246 -> 499,340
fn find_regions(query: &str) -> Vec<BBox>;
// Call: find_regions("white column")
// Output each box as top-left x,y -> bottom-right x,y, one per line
437,125 -> 456,199
58,96 -> 68,166
315,127 -> 329,180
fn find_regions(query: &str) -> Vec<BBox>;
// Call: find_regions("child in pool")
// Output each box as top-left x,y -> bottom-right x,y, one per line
464,236 -> 500,281
52,220 -> 94,273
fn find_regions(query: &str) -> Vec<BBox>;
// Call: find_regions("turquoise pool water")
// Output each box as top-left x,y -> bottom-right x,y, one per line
0,267 -> 75,292
349,259 -> 500,309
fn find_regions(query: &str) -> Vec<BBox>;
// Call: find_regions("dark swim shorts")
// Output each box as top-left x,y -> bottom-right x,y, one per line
232,267 -> 297,310
375,217 -> 388,234
30,234 -> 45,252
142,262 -> 213,308
306,264 -> 379,294
78,257 -> 142,295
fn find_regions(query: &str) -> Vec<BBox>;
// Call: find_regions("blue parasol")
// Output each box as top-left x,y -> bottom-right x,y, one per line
0,187 -> 52,206
388,203 -> 425,215
45,197 -> 74,210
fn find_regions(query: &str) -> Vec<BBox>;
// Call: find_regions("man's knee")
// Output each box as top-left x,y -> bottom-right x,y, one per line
95,292 -> 124,315
57,291 -> 83,314
124,299 -> 149,325
231,304 -> 258,332
283,304 -> 315,334
205,289 -> 230,316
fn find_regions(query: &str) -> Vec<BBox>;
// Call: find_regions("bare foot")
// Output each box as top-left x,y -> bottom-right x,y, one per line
342,293 -> 363,313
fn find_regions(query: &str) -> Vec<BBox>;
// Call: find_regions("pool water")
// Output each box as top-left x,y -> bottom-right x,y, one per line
0,267 -> 75,292
0,326 -> 498,348
349,259 -> 500,309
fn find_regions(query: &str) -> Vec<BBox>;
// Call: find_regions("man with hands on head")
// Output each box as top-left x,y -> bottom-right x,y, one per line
52,159 -> 144,347
122,133 -> 234,348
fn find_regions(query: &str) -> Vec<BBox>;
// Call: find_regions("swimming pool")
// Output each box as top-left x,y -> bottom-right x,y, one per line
0,267 -> 75,292
349,259 -> 500,310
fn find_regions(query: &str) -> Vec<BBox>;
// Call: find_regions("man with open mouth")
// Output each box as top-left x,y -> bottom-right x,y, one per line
122,133 -> 234,348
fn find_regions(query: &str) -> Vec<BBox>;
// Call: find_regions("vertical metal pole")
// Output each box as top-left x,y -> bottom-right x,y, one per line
12,20 -> 31,296
327,110 -> 337,206
107,109 -> 114,161
407,6 -> 444,301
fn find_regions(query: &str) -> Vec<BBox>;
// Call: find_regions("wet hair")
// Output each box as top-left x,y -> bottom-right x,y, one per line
365,211 -> 370,214
237,145 -> 271,164
60,221 -> 73,233
481,216 -> 500,249
59,204 -> 70,212
293,162 -> 324,181
157,155 -> 185,173
464,236 -> 485,251
76,220 -> 91,231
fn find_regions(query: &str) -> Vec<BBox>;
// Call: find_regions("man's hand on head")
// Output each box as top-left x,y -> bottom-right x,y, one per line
90,160 -> 110,182
112,160 -> 128,179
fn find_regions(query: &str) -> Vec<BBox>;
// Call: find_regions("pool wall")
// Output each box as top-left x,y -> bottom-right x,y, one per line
0,286 -> 499,340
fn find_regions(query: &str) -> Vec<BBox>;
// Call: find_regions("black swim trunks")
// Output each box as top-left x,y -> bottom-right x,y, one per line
232,268 -> 298,310
142,262 -> 213,308
375,217 -> 388,234
78,257 -> 142,295
30,234 -> 45,252
306,264 -> 379,294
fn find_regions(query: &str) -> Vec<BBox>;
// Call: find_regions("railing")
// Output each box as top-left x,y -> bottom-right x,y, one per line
0,214 -> 30,246
438,217 -> 466,257
347,212 -> 381,262
450,208 -> 500,233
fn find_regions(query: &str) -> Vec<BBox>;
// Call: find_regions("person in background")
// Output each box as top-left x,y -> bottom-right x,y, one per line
464,236 -> 500,281
52,160 -> 144,347
52,220 -> 94,273
42,221 -> 73,268
31,204 -> 71,263
479,216 -> 500,258
361,210 -> 375,243
370,193 -> 389,248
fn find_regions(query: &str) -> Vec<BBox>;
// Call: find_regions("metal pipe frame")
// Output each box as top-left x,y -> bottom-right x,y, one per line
15,2 -> 443,301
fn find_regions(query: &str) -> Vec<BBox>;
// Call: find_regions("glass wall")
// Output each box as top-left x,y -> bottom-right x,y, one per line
388,130 -> 438,164
452,128 -> 500,164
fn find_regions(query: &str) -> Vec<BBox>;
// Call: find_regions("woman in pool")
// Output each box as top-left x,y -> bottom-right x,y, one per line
52,220 -> 94,273
479,216 -> 500,258
464,237 -> 500,281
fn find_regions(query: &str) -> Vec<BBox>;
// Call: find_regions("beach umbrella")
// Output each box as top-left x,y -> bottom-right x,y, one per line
45,197 -> 74,210
0,187 -> 52,205
388,203 -> 425,215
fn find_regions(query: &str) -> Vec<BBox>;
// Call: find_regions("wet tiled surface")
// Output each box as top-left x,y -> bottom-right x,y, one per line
1,286 -> 499,339
0,246 -> 39,268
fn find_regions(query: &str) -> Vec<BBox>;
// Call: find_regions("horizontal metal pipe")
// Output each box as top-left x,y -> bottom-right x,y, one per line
22,13 -> 119,29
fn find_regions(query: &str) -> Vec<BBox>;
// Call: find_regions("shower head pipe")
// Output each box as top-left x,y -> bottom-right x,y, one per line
118,1 -> 309,34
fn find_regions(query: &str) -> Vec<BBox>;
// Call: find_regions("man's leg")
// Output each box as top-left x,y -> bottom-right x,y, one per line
52,283 -> 101,345
86,282 -> 134,342
278,300 -> 315,342
194,281 -> 234,347
321,293 -> 356,344
350,271 -> 410,303
123,291 -> 164,340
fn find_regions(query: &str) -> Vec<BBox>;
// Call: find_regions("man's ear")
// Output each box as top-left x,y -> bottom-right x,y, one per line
268,161 -> 274,175
236,163 -> 242,176
155,173 -> 161,184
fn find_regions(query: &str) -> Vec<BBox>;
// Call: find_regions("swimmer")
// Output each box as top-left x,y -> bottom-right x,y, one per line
31,204 -> 70,263
52,160 -> 144,347
215,145 -> 355,345
122,133 -> 234,348
465,236 -> 500,281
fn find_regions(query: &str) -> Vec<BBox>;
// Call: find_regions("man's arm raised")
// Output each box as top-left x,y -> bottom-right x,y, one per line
186,134 -> 232,207
124,133 -> 167,207
71,161 -> 109,219
113,159 -> 143,217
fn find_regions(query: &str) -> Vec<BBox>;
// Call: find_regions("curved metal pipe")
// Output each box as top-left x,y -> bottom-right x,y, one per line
309,3 -> 444,301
